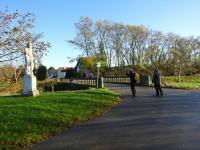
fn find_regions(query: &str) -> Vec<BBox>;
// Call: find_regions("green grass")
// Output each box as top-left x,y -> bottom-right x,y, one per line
162,76 -> 200,90
0,88 -> 120,150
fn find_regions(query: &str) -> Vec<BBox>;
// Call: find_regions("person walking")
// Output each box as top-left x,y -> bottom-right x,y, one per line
152,67 -> 163,96
129,68 -> 137,97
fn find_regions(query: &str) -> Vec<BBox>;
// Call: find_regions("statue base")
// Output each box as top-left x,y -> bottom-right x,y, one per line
22,75 -> 39,96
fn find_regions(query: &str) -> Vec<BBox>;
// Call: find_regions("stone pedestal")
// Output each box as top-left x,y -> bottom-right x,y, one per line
22,75 -> 39,96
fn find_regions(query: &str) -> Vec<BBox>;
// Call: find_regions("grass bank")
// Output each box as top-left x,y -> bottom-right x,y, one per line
0,82 -> 22,96
162,76 -> 200,90
0,88 -> 120,150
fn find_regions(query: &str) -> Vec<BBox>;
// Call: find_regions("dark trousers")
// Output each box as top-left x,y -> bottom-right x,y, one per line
154,84 -> 163,96
130,82 -> 136,96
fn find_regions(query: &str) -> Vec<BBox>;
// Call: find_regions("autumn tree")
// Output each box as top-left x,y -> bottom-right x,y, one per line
0,8 -> 50,66
69,16 -> 200,76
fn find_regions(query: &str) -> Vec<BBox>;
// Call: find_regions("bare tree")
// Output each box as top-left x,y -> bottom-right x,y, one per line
110,23 -> 126,66
126,25 -> 149,66
0,8 -> 50,65
145,31 -> 168,67
69,16 -> 200,76
68,17 -> 95,57
95,20 -> 111,66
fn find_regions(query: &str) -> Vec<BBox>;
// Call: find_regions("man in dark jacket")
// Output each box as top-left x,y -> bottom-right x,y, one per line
129,68 -> 137,97
152,67 -> 163,96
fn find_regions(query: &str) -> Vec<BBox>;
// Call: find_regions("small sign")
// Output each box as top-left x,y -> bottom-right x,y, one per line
97,62 -> 101,67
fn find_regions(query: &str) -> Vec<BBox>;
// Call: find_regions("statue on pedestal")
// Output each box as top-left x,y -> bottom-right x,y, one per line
24,43 -> 34,75
22,43 -> 39,96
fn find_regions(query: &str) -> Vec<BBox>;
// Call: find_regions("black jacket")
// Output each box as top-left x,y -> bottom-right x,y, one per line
130,71 -> 136,83
152,73 -> 161,85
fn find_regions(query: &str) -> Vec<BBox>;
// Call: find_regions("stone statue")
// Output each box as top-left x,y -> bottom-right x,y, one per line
22,43 -> 39,96
25,43 -> 34,75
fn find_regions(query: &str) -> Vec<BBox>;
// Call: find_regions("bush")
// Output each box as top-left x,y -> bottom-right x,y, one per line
0,81 -> 22,95
36,65 -> 48,81
37,80 -> 90,92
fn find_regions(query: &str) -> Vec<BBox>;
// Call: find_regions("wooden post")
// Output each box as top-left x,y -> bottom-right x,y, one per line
51,84 -> 54,95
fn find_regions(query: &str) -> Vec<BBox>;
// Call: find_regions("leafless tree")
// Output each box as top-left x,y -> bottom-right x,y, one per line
0,8 -> 50,66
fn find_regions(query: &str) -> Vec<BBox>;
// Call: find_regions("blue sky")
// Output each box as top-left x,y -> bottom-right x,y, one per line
1,0 -> 200,68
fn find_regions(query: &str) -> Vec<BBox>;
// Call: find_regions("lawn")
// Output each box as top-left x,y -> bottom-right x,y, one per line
0,88 -> 120,150
162,76 -> 200,90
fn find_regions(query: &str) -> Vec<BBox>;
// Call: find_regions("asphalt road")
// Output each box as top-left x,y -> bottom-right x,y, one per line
29,85 -> 200,150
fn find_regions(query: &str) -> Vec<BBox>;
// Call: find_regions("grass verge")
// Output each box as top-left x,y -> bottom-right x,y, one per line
0,88 -> 120,150
162,76 -> 200,90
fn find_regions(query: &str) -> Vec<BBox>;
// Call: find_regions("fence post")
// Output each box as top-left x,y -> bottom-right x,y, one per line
96,77 -> 104,88
140,75 -> 151,86
146,75 -> 151,86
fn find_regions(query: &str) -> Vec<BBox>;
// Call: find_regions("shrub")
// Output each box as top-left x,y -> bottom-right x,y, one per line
0,81 -> 22,95
36,65 -> 48,81
37,80 -> 90,92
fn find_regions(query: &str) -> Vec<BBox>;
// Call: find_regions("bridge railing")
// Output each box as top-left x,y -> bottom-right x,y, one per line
61,75 -> 150,88
61,78 -> 96,87
103,75 -> 150,86
103,77 -> 130,84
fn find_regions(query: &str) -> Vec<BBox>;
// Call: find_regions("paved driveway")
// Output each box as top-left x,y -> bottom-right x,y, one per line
29,85 -> 200,150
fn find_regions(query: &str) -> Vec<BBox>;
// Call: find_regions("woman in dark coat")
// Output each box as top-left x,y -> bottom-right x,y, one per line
129,68 -> 136,97
152,67 -> 163,96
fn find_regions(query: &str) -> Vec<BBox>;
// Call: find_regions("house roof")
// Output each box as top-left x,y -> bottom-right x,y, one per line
74,57 -> 97,72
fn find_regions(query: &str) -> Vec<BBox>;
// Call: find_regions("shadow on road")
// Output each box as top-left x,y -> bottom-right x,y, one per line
30,84 -> 200,150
